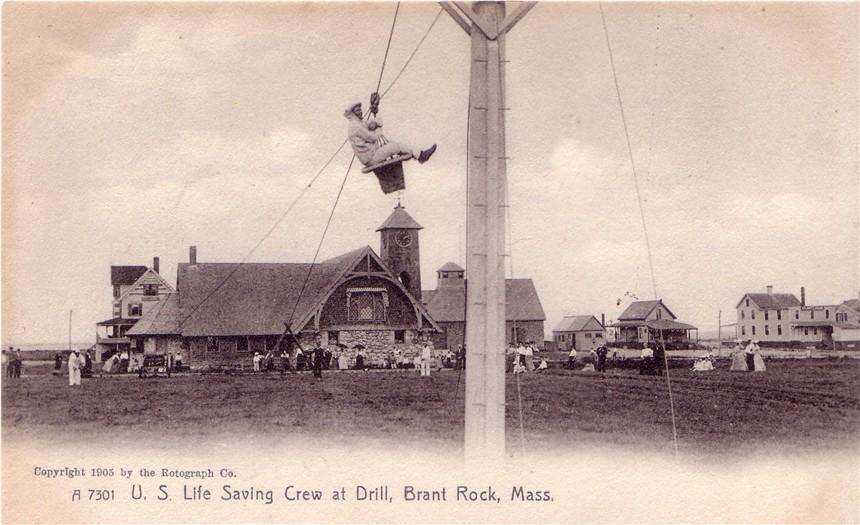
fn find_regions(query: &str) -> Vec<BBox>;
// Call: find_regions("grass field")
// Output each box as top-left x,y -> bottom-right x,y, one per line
3,359 -> 858,457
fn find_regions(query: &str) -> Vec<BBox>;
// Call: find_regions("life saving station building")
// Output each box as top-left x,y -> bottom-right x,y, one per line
128,206 -> 441,368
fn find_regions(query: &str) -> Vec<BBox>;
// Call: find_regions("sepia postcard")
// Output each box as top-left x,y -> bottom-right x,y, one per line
2,2 -> 858,523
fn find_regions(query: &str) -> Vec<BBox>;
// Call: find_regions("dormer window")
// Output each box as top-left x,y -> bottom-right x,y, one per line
143,284 -> 158,296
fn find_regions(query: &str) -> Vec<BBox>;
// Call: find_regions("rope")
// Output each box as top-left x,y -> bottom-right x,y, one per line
599,3 -> 680,461
380,7 -> 444,99
286,155 -> 356,329
175,140 -> 349,331
375,2 -> 401,94
515,368 -> 526,458
599,4 -> 657,300
452,84 -> 471,412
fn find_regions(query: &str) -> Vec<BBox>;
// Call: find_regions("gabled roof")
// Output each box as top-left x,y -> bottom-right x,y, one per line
376,204 -> 423,231
169,246 -> 438,337
438,262 -> 465,272
424,278 -> 545,323
127,294 -> 181,336
840,299 -> 860,313
737,293 -> 801,309
111,266 -> 147,286
618,300 -> 676,321
553,315 -> 604,333
118,268 -> 176,302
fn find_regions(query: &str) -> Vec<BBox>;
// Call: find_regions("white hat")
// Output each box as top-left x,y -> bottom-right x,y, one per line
344,102 -> 362,117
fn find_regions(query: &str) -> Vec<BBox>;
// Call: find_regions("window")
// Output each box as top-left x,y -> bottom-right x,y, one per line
746,299 -> 749,307
143,284 -> 158,296
765,325 -> 769,335
656,309 -> 662,320
752,310 -> 756,320
741,310 -> 745,320
394,330 -> 405,343
777,325 -> 782,336
113,303 -> 121,317
128,303 -> 142,316
813,328 -> 818,335
207,337 -> 218,352
329,331 -> 339,345
237,337 -> 248,353
825,310 -> 830,319
113,285 -> 121,299
804,328 -> 809,336
810,310 -> 814,319
777,310 -> 782,321
795,310 -> 799,319
347,289 -> 388,322
752,326 -> 756,335
764,311 -> 769,321
741,326 -> 746,336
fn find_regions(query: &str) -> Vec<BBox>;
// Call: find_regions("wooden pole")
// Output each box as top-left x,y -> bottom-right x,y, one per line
440,0 -> 535,463
464,1 -> 506,462
68,309 -> 73,352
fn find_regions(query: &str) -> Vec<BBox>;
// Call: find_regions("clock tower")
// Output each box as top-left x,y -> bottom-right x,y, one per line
377,204 -> 423,300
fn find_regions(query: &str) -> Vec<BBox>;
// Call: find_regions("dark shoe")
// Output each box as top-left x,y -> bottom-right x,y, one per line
417,144 -> 437,164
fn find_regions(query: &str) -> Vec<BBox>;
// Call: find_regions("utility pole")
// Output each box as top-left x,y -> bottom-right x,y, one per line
717,310 -> 721,355
440,1 -> 536,461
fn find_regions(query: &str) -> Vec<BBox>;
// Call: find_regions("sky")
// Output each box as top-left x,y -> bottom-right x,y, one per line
2,2 -> 858,345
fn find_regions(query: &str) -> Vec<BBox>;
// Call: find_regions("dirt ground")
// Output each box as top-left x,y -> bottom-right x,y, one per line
3,359 -> 858,456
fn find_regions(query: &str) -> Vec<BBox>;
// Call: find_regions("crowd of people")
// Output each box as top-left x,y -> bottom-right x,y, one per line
246,339 -> 467,378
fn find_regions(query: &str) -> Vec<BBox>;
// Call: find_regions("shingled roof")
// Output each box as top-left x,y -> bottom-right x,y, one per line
841,298 -> 860,312
618,300 -> 676,321
437,262 -> 465,273
553,315 -> 604,333
127,294 -> 181,336
111,266 -> 147,286
737,293 -> 801,309
423,279 -> 545,323
376,204 -> 423,231
176,247 -> 365,337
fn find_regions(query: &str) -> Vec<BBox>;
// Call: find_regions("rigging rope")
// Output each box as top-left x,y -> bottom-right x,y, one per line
452,83 -> 471,412
380,7 -> 443,99
599,3 -> 680,461
375,3 -> 401,95
287,156 -> 356,329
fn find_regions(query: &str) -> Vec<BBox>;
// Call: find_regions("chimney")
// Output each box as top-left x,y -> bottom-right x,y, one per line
153,257 -> 160,274
766,285 -> 773,295
801,286 -> 805,307
189,246 -> 197,265
601,313 -> 606,327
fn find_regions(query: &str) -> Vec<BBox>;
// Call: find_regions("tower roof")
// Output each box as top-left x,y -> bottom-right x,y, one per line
438,262 -> 465,272
376,204 -> 423,231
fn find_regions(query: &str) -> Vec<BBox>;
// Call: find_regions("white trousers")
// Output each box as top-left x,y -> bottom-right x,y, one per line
69,369 -> 81,386
420,358 -> 431,377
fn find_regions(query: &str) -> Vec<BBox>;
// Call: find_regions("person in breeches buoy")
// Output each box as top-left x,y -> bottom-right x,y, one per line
344,102 -> 436,167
